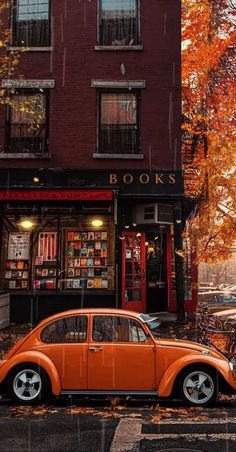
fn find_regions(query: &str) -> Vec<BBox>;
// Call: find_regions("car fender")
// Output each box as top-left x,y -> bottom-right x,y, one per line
158,354 -> 236,397
0,351 -> 61,395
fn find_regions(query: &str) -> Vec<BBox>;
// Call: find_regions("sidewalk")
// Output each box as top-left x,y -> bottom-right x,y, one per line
0,316 -> 198,359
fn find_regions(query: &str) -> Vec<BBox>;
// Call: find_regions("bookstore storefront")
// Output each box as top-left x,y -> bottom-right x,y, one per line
0,189 -> 116,322
0,169 -> 191,323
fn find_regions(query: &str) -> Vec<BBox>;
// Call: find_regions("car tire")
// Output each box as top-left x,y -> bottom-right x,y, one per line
178,366 -> 218,406
7,364 -> 50,404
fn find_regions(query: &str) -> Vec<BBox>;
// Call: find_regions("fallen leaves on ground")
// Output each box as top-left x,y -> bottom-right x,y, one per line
0,324 -> 32,358
10,405 -> 59,417
220,394 -> 236,401
151,406 -> 209,423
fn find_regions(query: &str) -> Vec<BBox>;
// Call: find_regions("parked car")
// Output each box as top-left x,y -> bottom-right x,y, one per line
0,308 -> 236,406
198,291 -> 236,312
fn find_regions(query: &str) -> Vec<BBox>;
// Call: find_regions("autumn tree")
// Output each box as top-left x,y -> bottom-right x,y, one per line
182,0 -> 236,263
0,1 -> 44,130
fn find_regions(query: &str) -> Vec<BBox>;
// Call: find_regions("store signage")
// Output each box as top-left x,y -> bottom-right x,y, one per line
105,171 -> 183,195
0,189 -> 113,201
0,170 -> 184,197
109,173 -> 176,185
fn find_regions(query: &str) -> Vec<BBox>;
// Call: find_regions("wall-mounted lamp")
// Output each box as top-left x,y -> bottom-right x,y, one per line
91,219 -> 103,227
124,225 -> 130,229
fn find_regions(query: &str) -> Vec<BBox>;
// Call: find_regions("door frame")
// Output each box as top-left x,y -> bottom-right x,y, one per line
121,231 -> 146,312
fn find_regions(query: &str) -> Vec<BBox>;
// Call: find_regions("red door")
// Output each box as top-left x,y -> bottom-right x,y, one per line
121,232 -> 146,312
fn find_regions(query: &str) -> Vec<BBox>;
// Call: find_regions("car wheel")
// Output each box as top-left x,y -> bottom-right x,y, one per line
7,364 -> 50,404
179,366 -> 217,406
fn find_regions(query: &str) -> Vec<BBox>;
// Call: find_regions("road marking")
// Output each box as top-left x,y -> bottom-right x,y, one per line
144,434 -> 236,441
110,417 -> 236,451
110,418 -> 142,451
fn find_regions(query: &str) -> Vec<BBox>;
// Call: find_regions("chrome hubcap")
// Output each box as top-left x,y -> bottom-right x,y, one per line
183,370 -> 214,404
13,369 -> 42,401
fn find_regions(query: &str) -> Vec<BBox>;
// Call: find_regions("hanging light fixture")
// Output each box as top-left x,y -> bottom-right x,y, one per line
20,220 -> 34,229
91,219 -> 103,227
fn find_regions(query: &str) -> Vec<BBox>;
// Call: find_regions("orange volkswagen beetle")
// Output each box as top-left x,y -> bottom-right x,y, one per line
0,308 -> 236,406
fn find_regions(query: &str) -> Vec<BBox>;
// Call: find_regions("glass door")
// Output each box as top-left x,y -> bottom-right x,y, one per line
121,232 -> 146,312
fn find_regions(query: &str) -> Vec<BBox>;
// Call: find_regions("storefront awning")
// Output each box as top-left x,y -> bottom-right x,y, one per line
0,189 -> 113,201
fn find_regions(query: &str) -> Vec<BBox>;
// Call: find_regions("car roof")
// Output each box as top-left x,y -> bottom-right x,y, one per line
37,308 -> 144,328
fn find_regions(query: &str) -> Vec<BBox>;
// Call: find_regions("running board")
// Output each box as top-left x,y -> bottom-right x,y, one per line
61,390 -> 158,396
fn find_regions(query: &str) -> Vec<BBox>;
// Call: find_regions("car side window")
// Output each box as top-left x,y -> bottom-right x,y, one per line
92,316 -> 148,343
41,315 -> 87,343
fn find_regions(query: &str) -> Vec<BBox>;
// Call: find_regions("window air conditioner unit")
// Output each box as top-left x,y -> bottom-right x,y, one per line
135,204 -> 173,224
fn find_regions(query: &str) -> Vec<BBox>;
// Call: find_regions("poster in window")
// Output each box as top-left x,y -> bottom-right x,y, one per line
35,256 -> 43,266
33,280 -> 41,289
8,232 -> 30,260
67,268 -> 75,277
38,232 -> 57,261
88,268 -> 94,277
66,280 -> 74,289
46,280 -> 55,289
9,280 -> 16,289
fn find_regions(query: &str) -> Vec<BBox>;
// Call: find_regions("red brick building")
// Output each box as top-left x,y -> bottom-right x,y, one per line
0,0 -> 192,323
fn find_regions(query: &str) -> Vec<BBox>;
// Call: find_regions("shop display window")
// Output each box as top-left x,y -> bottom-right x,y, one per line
1,212 -> 115,292
4,232 -> 30,290
63,228 -> 113,290
33,231 -> 58,290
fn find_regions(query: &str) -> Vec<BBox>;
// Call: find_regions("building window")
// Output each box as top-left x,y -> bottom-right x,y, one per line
99,0 -> 139,46
7,91 -> 48,154
99,92 -> 139,154
13,0 -> 50,47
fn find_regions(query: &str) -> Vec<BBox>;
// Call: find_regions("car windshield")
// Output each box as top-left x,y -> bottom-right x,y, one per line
139,314 -> 161,337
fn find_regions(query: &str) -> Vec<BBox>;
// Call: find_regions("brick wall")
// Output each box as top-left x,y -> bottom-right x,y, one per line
0,0 -> 181,170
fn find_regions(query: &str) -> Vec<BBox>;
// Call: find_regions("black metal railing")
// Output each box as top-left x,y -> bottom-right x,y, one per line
8,136 -> 47,154
100,124 -> 138,154
99,18 -> 139,46
13,19 -> 50,47
8,124 -> 47,154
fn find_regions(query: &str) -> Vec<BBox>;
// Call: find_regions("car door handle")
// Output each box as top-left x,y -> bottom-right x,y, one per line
89,347 -> 103,352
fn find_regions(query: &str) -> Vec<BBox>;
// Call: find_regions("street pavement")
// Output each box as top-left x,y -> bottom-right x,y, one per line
0,397 -> 236,451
